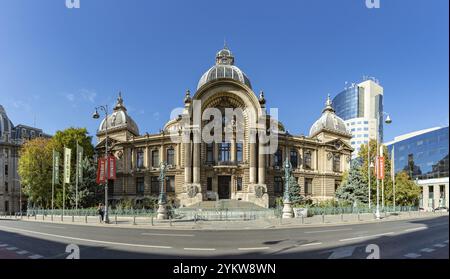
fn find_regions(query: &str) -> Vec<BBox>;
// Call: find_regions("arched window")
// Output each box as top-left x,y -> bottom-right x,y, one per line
136,149 -> 144,168
333,154 -> 341,172
236,143 -> 243,162
151,149 -> 159,167
304,151 -> 312,170
167,147 -> 175,166
290,149 -> 298,168
274,149 -> 283,167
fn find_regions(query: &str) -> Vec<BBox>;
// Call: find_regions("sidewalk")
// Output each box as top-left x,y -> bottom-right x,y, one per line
2,211 -> 448,231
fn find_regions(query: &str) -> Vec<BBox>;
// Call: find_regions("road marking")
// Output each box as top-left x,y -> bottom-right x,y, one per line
41,225 -> 65,229
184,248 -> 216,251
16,250 -> 29,255
404,253 -> 421,259
300,242 -> 322,247
339,232 -> 394,242
434,244 -> 446,248
0,244 -> 8,247
0,225 -> 173,250
6,247 -> 18,251
141,233 -> 194,237
404,227 -> 427,232
29,254 -> 43,259
237,247 -> 270,251
420,248 -> 435,253
327,246 -> 357,259
304,228 -> 352,234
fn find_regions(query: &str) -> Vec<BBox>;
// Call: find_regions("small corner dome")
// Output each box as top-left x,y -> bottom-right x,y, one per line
197,45 -> 252,90
309,96 -> 350,137
98,93 -> 139,136
0,105 -> 14,139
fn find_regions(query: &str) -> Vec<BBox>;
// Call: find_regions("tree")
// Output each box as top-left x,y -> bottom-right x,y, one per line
335,159 -> 368,206
288,175 -> 303,205
358,139 -> 393,205
18,137 -> 53,208
51,127 -> 96,209
385,171 -> 421,206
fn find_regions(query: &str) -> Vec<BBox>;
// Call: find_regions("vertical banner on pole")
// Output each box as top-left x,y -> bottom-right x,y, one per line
96,158 -> 106,184
107,156 -> 116,180
63,147 -> 71,215
52,150 -> 60,211
377,156 -> 385,180
75,143 -> 84,211
391,146 -> 396,210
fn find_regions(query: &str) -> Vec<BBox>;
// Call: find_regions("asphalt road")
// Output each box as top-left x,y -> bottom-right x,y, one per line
0,215 -> 448,259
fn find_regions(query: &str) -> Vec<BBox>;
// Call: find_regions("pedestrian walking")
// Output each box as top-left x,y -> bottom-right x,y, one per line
97,203 -> 104,223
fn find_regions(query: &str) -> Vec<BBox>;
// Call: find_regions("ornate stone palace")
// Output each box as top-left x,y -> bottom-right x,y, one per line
95,46 -> 353,208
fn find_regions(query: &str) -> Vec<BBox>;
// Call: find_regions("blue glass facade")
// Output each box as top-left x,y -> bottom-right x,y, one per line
387,127 -> 449,180
332,86 -> 364,120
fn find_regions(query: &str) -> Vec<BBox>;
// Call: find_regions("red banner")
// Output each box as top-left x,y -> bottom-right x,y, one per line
377,156 -> 385,180
107,156 -> 116,180
96,158 -> 106,184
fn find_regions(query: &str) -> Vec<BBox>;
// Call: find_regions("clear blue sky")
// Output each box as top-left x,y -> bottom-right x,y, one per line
0,0 -> 448,143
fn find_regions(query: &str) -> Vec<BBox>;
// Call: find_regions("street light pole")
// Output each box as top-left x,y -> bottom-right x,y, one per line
93,105 -> 110,223
375,111 -> 392,219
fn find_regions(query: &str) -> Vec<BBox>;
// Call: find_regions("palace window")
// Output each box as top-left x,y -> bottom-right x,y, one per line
274,149 -> 282,167
5,181 -> 8,192
333,154 -> 341,172
151,176 -> 159,193
207,177 -> 213,191
236,177 -> 243,191
136,150 -> 144,168
167,148 -> 175,166
4,164 -> 8,176
151,150 -> 159,167
304,178 -> 313,195
166,176 -> 175,192
218,142 -> 231,162
304,151 -> 312,170
290,149 -> 298,168
236,143 -> 243,162
206,143 -> 214,163
136,177 -> 145,195
274,176 -> 283,193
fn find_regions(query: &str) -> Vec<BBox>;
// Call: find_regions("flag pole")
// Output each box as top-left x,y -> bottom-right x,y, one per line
52,149 -> 55,214
75,142 -> 79,212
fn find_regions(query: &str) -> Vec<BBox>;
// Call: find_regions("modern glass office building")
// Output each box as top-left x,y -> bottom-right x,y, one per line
386,127 -> 449,211
332,77 -> 384,156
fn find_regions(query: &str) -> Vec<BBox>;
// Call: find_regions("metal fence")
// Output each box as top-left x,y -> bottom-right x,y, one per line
26,208 -> 156,217
306,206 -> 419,216
173,208 -> 278,221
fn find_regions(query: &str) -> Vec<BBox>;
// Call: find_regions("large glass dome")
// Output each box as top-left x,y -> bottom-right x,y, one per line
197,46 -> 252,90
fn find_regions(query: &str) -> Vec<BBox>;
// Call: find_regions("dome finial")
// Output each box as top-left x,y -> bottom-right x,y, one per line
224,38 -> 228,49
114,91 -> 127,111
323,94 -> 334,113
259,90 -> 266,105
184,89 -> 192,104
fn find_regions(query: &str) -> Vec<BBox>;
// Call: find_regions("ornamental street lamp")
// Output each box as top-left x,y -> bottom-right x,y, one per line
375,111 -> 392,219
157,161 -> 169,219
282,158 -> 294,218
92,105 -> 110,224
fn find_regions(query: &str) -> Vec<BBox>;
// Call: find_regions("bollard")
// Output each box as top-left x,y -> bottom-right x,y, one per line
322,213 -> 325,223
72,215 -> 74,222
27,214 -> 30,220
357,213 -> 360,222
85,215 -> 87,223
35,214 -> 37,220
169,216 -> 172,227
341,213 -> 344,222
51,214 -> 53,222
61,215 -> 63,222
301,215 -> 304,224
151,216 -> 154,226
42,214 -> 45,221
133,215 -> 136,225
115,215 -> 117,225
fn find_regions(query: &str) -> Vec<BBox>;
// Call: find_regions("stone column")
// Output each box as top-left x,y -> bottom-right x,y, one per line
193,130 -> 201,184
214,142 -> 219,164
184,141 -> 192,184
258,142 -> 265,184
299,147 -> 304,170
445,184 -> 449,209
434,185 -> 440,209
249,142 -> 257,184
422,185 -> 429,211
230,132 -> 236,163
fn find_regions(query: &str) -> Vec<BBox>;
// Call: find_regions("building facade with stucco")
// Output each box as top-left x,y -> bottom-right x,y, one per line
95,46 -> 353,208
